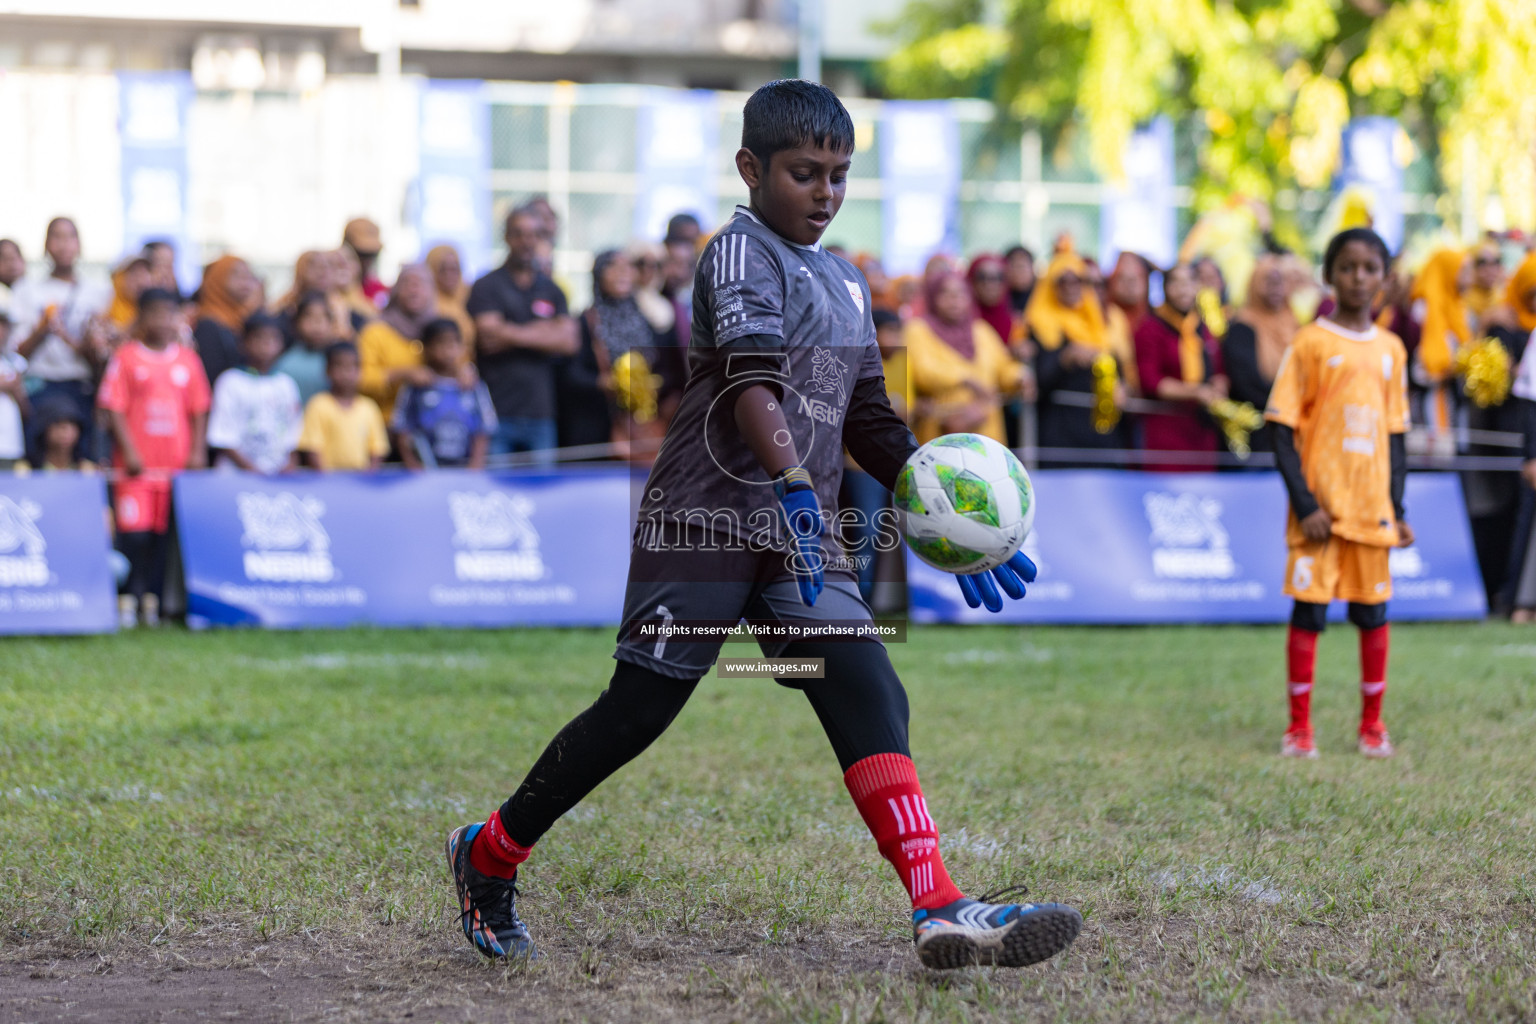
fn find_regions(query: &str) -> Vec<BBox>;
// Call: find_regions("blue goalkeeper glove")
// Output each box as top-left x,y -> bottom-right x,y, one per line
773,466 -> 824,607
956,550 -> 1038,613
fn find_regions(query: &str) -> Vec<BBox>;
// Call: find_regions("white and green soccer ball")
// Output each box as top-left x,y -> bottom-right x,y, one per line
894,433 -> 1035,574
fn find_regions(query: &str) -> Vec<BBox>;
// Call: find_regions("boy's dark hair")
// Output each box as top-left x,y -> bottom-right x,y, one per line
741,79 -> 855,168
294,290 -> 330,320
1003,244 -> 1034,263
137,287 -> 178,313
325,341 -> 359,369
142,238 -> 174,256
1323,228 -> 1391,280
421,317 -> 462,349
872,308 -> 901,331
243,311 -> 284,338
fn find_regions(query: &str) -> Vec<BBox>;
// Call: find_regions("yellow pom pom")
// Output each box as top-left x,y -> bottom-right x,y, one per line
1091,352 -> 1120,434
1208,399 -> 1265,460
1455,338 -> 1512,409
612,350 -> 663,423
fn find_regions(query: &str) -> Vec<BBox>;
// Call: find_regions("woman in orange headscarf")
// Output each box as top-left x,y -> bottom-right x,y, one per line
192,255 -> 262,385
1028,251 -> 1126,461
1409,248 -> 1471,446
904,270 -> 1024,444
106,257 -> 151,332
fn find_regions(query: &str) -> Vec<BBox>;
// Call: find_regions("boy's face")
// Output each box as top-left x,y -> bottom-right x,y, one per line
328,353 -> 360,394
736,142 -> 851,247
1328,241 -> 1386,312
424,334 -> 463,375
138,300 -> 179,345
295,304 -> 331,346
243,326 -> 284,373
45,419 -> 80,453
875,322 -> 902,360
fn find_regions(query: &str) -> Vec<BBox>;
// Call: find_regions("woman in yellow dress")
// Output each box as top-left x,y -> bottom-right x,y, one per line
904,270 -> 1023,445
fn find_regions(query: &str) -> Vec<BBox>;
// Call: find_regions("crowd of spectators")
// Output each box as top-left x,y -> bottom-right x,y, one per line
2,204 -> 1535,622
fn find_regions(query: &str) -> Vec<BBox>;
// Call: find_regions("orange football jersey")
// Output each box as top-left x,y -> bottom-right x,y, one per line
1265,319 -> 1409,547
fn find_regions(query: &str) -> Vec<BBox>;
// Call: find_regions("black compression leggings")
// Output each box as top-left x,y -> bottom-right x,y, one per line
497,640 -> 910,848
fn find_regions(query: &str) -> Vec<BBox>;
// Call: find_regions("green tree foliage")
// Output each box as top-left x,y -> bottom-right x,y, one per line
882,0 -> 1536,226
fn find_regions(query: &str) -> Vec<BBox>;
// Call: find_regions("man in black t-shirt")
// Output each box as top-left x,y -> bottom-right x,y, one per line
465,207 -> 577,463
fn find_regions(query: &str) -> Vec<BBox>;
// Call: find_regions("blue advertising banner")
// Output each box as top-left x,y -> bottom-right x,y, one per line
176,468 -> 635,629
634,89 -> 719,242
881,101 -> 960,277
416,80 -> 491,278
117,71 -> 195,292
1337,117 -> 1405,256
0,474 -> 117,635
1100,116 -> 1177,271
909,471 -> 1486,624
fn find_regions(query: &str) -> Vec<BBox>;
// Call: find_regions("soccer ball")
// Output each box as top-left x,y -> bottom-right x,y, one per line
894,433 -> 1035,574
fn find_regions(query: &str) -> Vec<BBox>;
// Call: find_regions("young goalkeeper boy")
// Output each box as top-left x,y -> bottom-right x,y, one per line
447,79 -> 1081,971
1267,228 -> 1412,759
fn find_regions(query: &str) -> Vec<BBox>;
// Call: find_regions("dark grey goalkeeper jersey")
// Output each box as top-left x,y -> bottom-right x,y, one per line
635,205 -> 882,561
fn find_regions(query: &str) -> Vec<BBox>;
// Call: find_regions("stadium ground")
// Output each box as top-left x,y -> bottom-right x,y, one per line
1,623 -> 1533,1023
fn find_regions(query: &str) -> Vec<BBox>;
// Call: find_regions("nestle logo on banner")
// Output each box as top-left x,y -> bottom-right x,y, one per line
0,496 -> 49,587
236,493 -> 335,582
448,491 -> 545,582
1143,492 -> 1236,579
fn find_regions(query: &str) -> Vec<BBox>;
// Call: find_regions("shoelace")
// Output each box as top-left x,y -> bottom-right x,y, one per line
976,883 -> 1030,906
461,875 -> 526,936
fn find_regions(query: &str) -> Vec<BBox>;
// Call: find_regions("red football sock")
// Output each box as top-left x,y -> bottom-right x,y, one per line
469,810 -> 534,879
844,753 -> 965,910
1286,625 -> 1318,730
1359,624 -> 1389,729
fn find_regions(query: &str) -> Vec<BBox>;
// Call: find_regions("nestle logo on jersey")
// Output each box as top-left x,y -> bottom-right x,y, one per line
797,393 -> 841,425
714,285 -> 742,313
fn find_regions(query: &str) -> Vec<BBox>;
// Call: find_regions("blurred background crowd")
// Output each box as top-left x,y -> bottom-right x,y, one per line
2,198 -> 1535,621
2,0 -> 1535,627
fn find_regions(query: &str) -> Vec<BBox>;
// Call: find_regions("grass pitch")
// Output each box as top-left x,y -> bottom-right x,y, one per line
1,623 -> 1534,1023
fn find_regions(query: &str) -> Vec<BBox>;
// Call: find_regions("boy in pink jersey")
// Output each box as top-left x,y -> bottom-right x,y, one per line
98,288 -> 210,625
